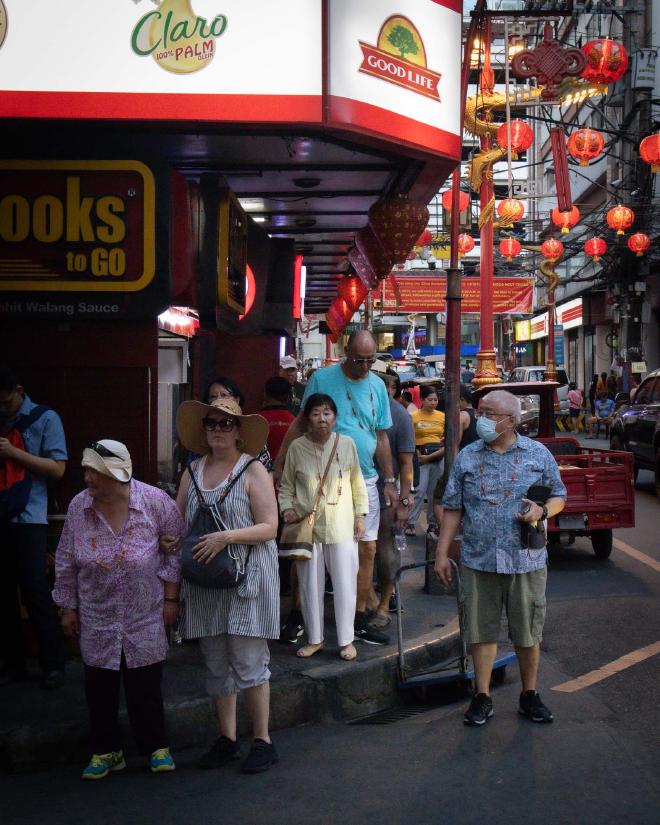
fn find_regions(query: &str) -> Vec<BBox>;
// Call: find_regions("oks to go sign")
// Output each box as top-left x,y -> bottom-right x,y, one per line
66,248 -> 126,277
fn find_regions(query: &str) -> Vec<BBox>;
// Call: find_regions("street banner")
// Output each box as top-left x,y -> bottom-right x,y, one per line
372,275 -> 534,314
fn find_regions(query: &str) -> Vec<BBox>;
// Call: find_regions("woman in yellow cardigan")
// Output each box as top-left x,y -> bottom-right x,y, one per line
278,393 -> 368,661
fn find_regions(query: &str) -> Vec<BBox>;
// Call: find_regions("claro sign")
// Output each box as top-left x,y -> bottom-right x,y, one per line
0,161 -> 155,292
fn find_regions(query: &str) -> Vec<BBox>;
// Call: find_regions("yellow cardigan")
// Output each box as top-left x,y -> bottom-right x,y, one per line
278,433 -> 369,544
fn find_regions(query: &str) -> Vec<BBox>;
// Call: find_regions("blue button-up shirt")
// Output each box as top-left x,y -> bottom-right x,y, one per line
1,394 -> 68,524
442,435 -> 566,573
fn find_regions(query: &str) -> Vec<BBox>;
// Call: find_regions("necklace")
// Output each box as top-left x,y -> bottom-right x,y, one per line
91,525 -> 133,570
342,372 -> 376,432
311,437 -> 342,505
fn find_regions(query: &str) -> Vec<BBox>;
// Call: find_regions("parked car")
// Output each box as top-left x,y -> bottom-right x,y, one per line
609,368 -> 660,498
508,366 -> 570,413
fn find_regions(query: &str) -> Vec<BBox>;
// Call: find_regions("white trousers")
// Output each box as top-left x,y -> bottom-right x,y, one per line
296,539 -> 359,648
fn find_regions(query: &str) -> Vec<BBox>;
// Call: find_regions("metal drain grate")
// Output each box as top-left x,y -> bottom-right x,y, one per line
349,706 -> 432,726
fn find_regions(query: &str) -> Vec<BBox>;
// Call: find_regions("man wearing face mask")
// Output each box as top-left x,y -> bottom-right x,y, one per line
434,390 -> 566,727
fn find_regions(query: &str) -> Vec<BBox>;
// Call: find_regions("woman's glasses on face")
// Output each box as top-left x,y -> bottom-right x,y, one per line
208,390 -> 235,402
202,417 -> 237,432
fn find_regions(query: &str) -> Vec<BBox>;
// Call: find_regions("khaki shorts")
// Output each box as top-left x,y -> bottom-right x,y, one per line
459,565 -> 547,648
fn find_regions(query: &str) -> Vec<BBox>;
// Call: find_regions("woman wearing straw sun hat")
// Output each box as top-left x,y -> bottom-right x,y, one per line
52,439 -> 184,780
175,397 -> 280,775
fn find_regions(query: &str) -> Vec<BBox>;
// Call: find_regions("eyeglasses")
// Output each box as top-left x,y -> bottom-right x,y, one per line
202,417 -> 237,431
349,357 -> 377,366
475,411 -> 513,421
89,441 -> 121,459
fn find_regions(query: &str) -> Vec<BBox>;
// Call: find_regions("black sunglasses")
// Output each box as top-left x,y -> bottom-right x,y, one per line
349,357 -> 376,366
202,416 -> 238,432
89,441 -> 120,459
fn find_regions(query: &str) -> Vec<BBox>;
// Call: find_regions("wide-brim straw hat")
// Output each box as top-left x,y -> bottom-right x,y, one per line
176,398 -> 269,457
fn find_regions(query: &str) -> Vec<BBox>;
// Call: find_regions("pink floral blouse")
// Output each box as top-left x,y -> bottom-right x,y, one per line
52,480 -> 183,670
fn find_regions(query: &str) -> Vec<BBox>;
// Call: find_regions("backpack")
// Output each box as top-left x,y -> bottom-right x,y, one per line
0,404 -> 49,521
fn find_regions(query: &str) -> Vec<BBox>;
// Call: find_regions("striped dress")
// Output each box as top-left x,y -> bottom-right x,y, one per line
179,453 -> 280,641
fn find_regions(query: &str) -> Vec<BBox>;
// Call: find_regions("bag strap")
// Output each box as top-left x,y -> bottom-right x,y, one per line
310,433 -> 340,517
187,456 -> 258,508
2,404 -> 50,437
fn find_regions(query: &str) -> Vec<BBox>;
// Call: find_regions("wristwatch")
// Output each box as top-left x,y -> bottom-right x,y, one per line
383,477 -> 397,484
400,498 -> 410,507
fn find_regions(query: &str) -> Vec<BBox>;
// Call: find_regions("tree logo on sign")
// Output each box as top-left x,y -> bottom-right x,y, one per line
0,1 -> 7,51
358,15 -> 442,101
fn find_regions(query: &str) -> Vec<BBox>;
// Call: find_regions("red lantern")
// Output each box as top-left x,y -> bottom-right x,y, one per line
640,133 -> 660,174
368,194 -> 429,264
497,198 -> 525,226
497,120 -> 534,153
584,237 -> 607,262
567,128 -> 605,166
551,205 -> 580,234
326,296 -> 352,335
347,246 -> 379,290
416,228 -> 434,246
581,38 -> 628,85
337,275 -> 368,314
441,190 -> 470,213
355,226 -> 393,278
541,239 -> 564,260
627,232 -> 650,257
499,238 -> 522,262
328,331 -> 340,344
606,205 -> 634,235
458,233 -> 475,255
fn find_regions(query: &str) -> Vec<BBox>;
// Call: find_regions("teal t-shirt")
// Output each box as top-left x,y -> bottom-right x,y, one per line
301,364 -> 392,479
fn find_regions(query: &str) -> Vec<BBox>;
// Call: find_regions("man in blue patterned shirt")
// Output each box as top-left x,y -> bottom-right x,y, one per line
435,390 -> 566,727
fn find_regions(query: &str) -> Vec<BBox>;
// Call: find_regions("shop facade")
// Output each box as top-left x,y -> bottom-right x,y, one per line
0,0 -> 462,508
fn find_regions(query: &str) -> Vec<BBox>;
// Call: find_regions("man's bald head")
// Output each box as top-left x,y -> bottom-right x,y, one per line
344,330 -> 377,380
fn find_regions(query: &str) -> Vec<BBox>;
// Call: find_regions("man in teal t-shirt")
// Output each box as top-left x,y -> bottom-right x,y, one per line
274,331 -> 398,646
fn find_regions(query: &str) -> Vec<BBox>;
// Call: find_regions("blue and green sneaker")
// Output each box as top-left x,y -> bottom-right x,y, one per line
150,747 -> 176,773
81,750 -> 126,780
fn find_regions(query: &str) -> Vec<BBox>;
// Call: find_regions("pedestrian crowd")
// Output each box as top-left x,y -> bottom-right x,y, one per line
0,338 -> 568,779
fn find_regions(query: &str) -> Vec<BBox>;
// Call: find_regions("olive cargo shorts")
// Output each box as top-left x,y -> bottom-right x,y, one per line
459,565 -> 547,647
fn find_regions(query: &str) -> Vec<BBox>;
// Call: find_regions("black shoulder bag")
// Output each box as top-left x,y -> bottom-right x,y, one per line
181,458 -> 258,589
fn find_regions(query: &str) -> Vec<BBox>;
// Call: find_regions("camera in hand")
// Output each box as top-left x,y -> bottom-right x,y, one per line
519,484 -> 551,550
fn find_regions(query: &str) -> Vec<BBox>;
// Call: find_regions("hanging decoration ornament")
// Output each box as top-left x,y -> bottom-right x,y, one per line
496,119 -> 534,154
511,23 -> 586,101
368,194 -> 429,264
415,229 -> 434,247
441,190 -> 470,213
355,225 -> 394,279
627,232 -> 650,257
551,204 -> 580,234
639,133 -> 660,173
584,237 -> 607,262
581,38 -> 628,86
337,275 -> 368,314
567,128 -> 605,166
606,205 -> 634,235
499,237 -> 522,262
541,238 -> 564,260
496,198 -> 525,227
347,246 -> 379,291
458,233 -> 476,255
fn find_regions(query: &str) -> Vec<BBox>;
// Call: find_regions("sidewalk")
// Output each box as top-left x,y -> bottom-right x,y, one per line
1,532 -> 459,772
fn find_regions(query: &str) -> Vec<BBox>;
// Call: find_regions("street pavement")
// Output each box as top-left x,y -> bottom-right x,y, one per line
1,432 -> 658,824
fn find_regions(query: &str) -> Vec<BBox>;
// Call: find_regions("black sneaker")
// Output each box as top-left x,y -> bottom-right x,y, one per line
463,693 -> 494,726
197,736 -> 241,769
354,612 -> 389,646
519,690 -> 554,723
241,739 -> 278,774
279,610 -> 304,644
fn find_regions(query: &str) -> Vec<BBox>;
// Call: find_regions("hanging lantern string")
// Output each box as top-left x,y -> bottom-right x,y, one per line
504,16 -> 514,201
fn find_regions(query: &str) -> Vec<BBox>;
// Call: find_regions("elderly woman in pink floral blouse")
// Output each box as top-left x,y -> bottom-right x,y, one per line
53,440 -> 183,781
